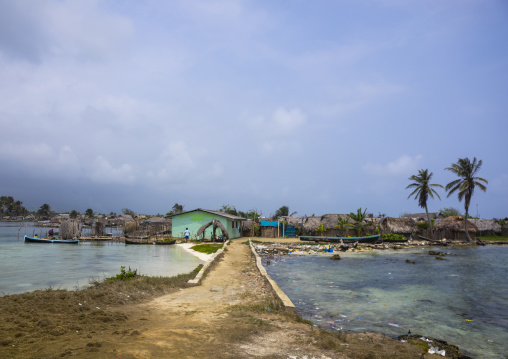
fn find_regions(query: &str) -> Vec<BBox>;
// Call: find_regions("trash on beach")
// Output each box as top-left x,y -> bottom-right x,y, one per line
428,344 -> 445,356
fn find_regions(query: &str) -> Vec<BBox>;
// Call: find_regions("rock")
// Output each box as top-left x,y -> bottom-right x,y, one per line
330,254 -> 341,260
210,286 -> 223,292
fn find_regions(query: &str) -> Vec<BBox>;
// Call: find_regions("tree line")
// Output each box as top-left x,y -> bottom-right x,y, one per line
407,156 -> 487,242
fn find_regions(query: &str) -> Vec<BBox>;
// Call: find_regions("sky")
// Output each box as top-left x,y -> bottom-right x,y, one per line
1,0 -> 507,219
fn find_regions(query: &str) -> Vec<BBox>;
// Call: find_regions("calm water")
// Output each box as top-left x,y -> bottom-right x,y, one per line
264,246 -> 508,359
0,222 -> 203,295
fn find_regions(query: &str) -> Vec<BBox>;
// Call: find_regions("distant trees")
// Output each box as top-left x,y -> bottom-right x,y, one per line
445,157 -> 488,242
85,208 -> 94,218
219,204 -> 238,215
439,207 -> 461,218
272,206 -> 297,220
122,208 -> 136,218
0,196 -> 28,218
406,169 -> 443,237
69,210 -> 79,219
37,204 -> 53,219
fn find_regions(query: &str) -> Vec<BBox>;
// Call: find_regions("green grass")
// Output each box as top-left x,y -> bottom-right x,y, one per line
478,235 -> 508,242
190,243 -> 223,254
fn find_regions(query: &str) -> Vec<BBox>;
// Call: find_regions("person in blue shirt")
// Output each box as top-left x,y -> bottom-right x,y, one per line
184,228 -> 190,242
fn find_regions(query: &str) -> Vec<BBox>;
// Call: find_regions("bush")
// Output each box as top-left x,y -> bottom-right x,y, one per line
107,266 -> 137,281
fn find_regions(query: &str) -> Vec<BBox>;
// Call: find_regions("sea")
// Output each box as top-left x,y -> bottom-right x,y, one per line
263,245 -> 508,359
0,222 -> 203,295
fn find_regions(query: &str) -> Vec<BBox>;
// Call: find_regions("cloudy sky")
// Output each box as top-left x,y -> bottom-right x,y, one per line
1,0 -> 507,219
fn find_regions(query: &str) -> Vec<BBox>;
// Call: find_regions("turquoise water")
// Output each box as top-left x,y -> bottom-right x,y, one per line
0,222 -> 203,295
263,246 -> 508,359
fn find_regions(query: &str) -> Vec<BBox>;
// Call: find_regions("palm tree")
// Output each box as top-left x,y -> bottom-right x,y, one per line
445,157 -> 488,242
37,204 -> 52,219
406,169 -> 443,238
348,208 -> 368,236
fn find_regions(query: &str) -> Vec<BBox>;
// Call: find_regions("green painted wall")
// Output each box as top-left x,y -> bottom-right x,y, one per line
172,210 -> 242,240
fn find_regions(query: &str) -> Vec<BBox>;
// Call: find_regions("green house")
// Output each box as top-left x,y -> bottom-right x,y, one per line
172,208 -> 245,240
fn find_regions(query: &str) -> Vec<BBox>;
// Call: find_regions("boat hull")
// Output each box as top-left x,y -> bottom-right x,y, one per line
300,234 -> 380,243
24,235 -> 79,244
125,239 -> 153,245
154,240 -> 176,245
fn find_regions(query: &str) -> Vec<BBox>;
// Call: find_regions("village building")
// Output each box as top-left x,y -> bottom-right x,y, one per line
172,209 -> 245,240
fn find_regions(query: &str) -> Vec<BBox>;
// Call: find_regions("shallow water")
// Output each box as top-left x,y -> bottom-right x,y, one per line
0,222 -> 203,295
264,246 -> 508,359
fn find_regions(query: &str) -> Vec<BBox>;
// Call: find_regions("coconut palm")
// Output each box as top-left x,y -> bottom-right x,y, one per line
348,208 -> 368,236
37,204 -> 52,219
445,157 -> 488,242
406,169 -> 443,238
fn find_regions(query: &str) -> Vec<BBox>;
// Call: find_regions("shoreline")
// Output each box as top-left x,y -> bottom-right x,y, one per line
177,242 -> 214,261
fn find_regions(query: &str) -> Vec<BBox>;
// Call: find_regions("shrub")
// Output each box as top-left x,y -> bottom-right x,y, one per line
107,266 -> 138,281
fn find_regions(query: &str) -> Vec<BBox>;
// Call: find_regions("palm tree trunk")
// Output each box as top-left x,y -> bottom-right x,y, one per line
464,210 -> 472,242
425,206 -> 433,239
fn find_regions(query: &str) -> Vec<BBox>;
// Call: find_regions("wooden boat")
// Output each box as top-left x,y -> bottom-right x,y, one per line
154,239 -> 176,245
378,237 -> 409,243
24,235 -> 79,244
337,234 -> 380,243
125,239 -> 153,245
300,234 -> 380,243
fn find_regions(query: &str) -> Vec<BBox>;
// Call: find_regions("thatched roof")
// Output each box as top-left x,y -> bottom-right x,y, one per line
379,217 -> 419,234
402,212 -> 442,221
146,216 -> 169,223
118,214 -> 136,223
475,219 -> 502,233
434,216 -> 478,232
242,219 -> 255,230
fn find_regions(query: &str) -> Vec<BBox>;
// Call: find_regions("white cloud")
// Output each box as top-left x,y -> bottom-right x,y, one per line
155,142 -> 196,181
88,156 -> 135,185
363,155 -> 423,176
248,107 -> 306,136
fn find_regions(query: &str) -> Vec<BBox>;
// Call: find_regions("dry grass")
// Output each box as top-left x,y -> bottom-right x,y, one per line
0,266 -> 202,357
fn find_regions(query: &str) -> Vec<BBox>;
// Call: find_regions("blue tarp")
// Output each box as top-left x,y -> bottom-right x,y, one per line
260,220 -> 279,227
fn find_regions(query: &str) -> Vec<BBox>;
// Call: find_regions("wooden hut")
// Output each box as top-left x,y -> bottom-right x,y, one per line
379,217 -> 419,238
434,216 -> 478,241
475,219 -> 502,236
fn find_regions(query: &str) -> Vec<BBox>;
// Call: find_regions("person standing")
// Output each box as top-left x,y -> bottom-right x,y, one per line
184,228 -> 190,242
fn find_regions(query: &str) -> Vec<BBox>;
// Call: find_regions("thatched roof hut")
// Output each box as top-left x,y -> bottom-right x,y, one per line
379,217 -> 419,235
434,216 -> 478,232
474,219 -> 502,236
434,216 -> 477,241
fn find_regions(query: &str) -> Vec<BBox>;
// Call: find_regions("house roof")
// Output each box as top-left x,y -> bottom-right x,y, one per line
172,208 -> 245,221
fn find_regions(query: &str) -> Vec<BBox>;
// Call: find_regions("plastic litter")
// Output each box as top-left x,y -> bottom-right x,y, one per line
428,344 -> 445,356
387,322 -> 399,327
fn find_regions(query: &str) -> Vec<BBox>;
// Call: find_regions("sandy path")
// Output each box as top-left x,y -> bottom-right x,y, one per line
110,240 -> 270,358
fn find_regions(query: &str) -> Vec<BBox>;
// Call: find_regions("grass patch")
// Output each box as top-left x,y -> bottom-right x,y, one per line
0,264 -> 203,355
479,235 -> 508,241
190,243 -> 223,254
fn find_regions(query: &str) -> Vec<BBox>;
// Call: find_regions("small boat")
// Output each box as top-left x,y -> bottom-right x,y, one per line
337,234 -> 380,243
125,239 -> 153,245
154,239 -> 176,245
299,234 -> 380,243
24,235 -> 79,244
